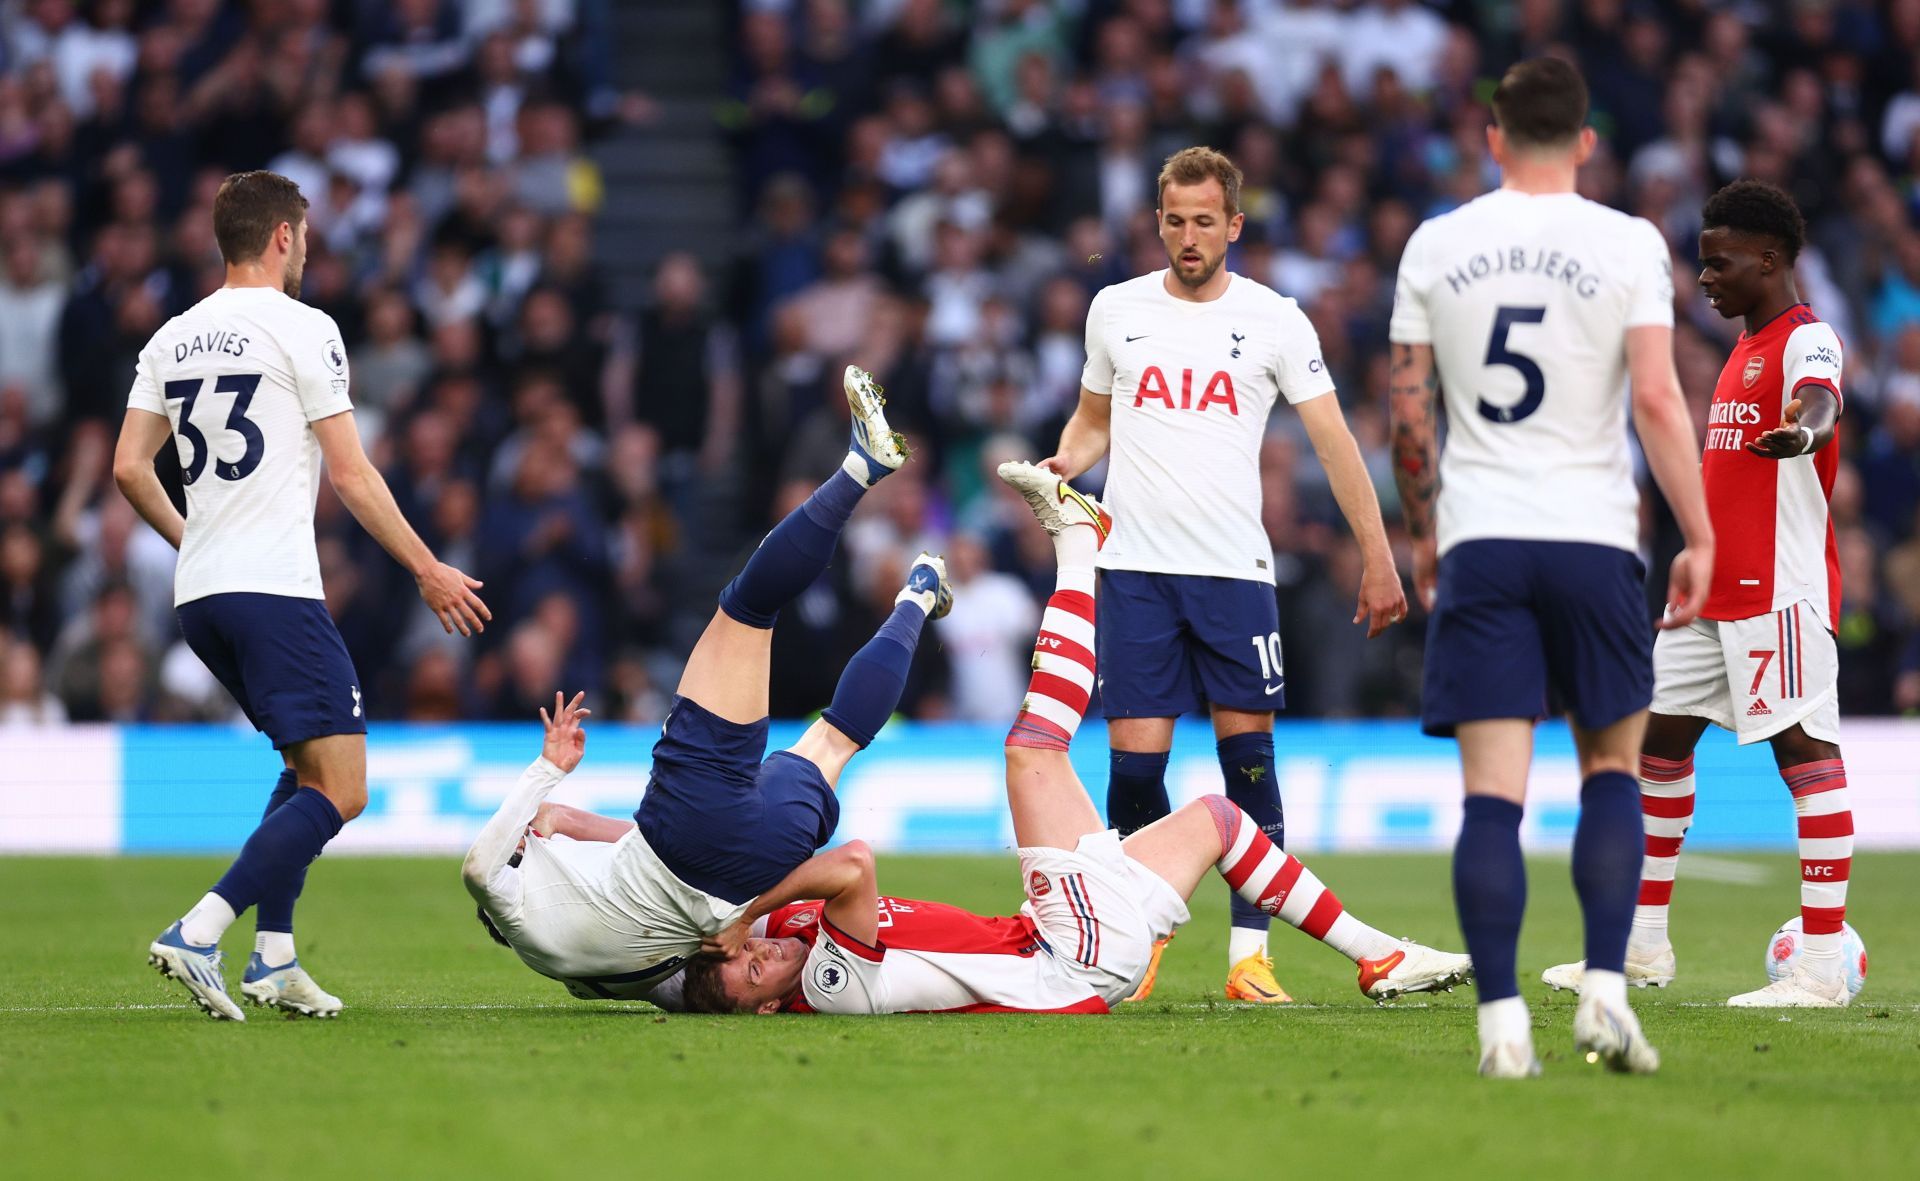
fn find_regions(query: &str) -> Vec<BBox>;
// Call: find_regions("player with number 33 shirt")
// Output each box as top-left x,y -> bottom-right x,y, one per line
116,171 -> 489,1022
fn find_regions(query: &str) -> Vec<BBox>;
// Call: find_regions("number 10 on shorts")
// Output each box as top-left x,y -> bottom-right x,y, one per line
1250,632 -> 1285,682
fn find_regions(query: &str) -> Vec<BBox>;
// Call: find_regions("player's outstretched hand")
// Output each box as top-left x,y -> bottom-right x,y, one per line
418,562 -> 491,636
1745,398 -> 1813,460
540,691 -> 590,773
1410,537 -> 1439,615
702,918 -> 751,958
1660,544 -> 1714,630
1355,556 -> 1409,638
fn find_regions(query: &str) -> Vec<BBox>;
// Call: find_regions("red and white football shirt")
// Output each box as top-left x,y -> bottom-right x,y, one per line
1699,305 -> 1842,625
761,898 -> 1110,1016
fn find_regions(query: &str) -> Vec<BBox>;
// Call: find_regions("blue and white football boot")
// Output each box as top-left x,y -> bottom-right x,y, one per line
241,954 -> 344,1018
1573,991 -> 1661,1073
841,364 -> 910,486
148,922 -> 246,1021
899,552 -> 955,620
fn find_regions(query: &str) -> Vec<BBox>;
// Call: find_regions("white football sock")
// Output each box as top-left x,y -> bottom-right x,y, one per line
255,931 -> 296,967
1228,926 -> 1268,967
178,892 -> 237,947
1583,967 -> 1628,1010
1477,995 -> 1531,1047
1051,522 -> 1098,591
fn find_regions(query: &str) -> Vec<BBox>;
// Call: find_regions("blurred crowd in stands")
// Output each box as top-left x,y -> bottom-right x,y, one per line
2,0 -> 1918,733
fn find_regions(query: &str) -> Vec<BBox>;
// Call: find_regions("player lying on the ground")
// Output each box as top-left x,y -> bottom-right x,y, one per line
1543,180 -> 1857,1009
462,367 -> 954,1000
674,464 -> 1470,1015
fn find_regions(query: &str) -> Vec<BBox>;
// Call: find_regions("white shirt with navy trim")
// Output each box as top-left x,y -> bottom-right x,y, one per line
1390,190 -> 1675,556
127,286 -> 354,605
1082,271 -> 1334,584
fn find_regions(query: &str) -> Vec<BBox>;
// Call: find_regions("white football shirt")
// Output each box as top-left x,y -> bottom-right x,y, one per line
463,757 -> 748,994
126,286 -> 354,606
1082,270 -> 1334,583
1389,190 -> 1675,555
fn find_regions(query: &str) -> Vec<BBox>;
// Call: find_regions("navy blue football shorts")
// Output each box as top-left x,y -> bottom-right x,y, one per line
1097,569 -> 1286,717
176,592 -> 368,749
633,695 -> 840,905
1421,539 -> 1653,737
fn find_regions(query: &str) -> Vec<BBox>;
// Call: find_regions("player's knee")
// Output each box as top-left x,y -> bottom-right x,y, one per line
1577,752 -> 1637,782
1771,728 -> 1840,771
1190,795 -> 1239,852
315,781 -> 367,822
840,839 -> 875,873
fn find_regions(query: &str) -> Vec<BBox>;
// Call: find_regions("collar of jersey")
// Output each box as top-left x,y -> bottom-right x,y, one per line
1156,268 -> 1235,311
1739,301 -> 1811,343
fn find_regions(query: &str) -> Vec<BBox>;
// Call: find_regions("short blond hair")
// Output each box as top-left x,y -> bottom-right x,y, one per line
1157,146 -> 1242,217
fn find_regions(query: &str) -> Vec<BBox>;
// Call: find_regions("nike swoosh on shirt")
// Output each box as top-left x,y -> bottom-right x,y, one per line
1125,334 -> 1150,341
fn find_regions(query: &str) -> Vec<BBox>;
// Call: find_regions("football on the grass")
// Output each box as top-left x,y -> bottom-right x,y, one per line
1764,917 -> 1867,997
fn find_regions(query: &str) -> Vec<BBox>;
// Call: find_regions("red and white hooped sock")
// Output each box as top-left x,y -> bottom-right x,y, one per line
1202,795 -> 1395,962
1784,758 -> 1852,978
1006,592 -> 1095,754
1006,516 -> 1101,751
1631,753 -> 1695,946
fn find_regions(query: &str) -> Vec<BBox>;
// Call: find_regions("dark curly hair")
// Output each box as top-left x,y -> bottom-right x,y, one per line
678,955 -> 742,1013
1702,180 -> 1807,262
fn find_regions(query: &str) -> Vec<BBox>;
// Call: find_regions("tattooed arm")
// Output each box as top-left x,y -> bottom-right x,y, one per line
1388,342 -> 1442,611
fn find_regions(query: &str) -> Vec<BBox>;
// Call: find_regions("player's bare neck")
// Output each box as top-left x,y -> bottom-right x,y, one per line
223,262 -> 284,292
1743,284 -> 1803,337
1161,268 -> 1231,304
1497,153 -> 1578,196
1498,172 -> 1576,196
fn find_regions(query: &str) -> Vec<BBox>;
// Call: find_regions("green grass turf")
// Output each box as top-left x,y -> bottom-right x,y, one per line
1,853 -> 1915,1179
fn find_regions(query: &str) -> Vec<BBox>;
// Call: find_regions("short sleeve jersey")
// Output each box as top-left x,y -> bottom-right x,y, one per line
1699,305 -> 1843,624
126,287 -> 353,606
1081,271 -> 1335,584
1389,190 -> 1675,555
764,898 -> 1109,1016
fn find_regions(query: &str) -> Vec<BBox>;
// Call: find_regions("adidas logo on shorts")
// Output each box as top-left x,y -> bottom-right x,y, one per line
1747,697 -> 1772,717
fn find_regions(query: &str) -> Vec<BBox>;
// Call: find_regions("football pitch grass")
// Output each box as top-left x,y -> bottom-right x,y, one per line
2,853 -> 1915,1179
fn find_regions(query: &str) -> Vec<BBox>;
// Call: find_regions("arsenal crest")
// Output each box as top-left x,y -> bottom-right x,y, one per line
1742,355 -> 1765,388
1029,871 -> 1052,897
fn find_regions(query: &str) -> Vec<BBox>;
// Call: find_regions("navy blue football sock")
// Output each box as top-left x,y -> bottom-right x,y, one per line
1106,749 -> 1171,838
719,469 -> 866,628
1454,795 -> 1527,1003
1219,732 -> 1282,932
210,787 -> 344,916
1572,771 -> 1644,974
254,769 -> 305,934
821,601 -> 926,748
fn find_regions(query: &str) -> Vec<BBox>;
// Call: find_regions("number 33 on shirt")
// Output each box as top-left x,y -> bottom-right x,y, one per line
126,286 -> 353,607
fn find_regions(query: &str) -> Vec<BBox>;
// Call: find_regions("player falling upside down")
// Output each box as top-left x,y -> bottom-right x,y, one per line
119,171 -> 492,1020
675,464 -> 1468,1016
1543,181 -> 1857,1009
463,367 -> 953,1000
